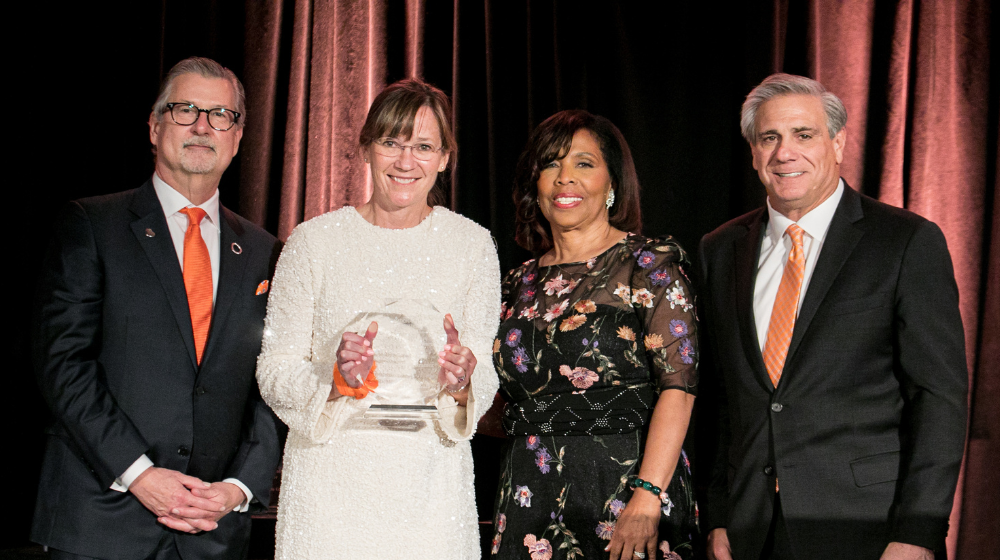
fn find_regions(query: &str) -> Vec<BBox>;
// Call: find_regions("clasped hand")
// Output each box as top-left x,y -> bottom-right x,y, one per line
332,314 -> 476,404
129,467 -> 245,533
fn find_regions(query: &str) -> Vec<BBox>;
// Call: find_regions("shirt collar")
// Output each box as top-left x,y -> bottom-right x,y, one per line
765,178 -> 844,242
152,173 -> 221,227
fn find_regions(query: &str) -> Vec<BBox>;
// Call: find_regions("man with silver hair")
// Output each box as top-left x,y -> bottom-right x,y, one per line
32,56 -> 282,559
698,73 -> 967,559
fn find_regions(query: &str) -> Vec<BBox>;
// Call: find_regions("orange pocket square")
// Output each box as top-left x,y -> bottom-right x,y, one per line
256,280 -> 270,295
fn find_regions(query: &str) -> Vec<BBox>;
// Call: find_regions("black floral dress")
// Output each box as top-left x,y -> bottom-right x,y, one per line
490,235 -> 699,560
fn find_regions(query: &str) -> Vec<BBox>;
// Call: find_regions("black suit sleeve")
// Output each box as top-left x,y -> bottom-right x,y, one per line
889,220 -> 968,548
695,237 -> 732,532
33,202 -> 149,487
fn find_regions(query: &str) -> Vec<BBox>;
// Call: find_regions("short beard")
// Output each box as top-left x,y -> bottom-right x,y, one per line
180,138 -> 218,174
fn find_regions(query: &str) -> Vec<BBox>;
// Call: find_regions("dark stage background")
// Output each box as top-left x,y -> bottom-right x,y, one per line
8,0 -> 997,558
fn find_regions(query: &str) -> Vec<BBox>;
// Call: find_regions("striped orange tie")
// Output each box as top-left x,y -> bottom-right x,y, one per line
762,224 -> 806,387
179,207 -> 212,364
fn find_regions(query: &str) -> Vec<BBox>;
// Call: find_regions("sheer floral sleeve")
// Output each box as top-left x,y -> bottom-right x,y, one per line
629,237 -> 699,394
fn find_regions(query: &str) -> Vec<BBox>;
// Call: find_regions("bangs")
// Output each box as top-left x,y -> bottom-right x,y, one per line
359,79 -> 455,153
534,126 -> 576,168
370,97 -> 422,140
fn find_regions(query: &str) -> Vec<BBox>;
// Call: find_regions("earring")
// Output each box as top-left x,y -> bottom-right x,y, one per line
364,158 -> 369,163
605,189 -> 615,209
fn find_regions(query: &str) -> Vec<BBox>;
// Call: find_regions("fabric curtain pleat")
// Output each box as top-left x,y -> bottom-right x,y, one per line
238,0 -> 998,555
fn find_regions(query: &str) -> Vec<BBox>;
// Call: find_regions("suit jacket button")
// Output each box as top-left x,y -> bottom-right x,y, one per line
770,403 -> 783,412
177,446 -> 190,456
763,465 -> 774,476
195,386 -> 207,395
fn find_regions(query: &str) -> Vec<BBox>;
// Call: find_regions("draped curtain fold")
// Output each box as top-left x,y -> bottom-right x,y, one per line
243,0 -> 390,240
793,2 -> 995,554
239,0 -> 997,556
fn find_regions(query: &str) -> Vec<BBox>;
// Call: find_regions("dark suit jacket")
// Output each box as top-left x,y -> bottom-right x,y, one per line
697,184 -> 967,559
32,180 -> 284,560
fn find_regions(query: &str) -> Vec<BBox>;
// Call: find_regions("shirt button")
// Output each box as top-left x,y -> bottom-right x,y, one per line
763,465 -> 774,476
771,403 -> 783,413
195,386 -> 207,395
177,446 -> 190,456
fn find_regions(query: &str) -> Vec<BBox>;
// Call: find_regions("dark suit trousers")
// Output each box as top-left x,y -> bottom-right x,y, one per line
50,534 -> 182,560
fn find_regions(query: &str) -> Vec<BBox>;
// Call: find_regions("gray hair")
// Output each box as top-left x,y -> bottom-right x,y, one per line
740,73 -> 846,143
151,57 -> 246,127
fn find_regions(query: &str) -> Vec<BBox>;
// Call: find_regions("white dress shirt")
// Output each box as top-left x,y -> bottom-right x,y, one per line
753,180 -> 845,350
110,175 -> 252,512
153,174 -> 221,301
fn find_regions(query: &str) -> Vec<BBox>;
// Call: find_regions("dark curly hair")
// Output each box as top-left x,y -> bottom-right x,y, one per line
512,110 -> 642,254
358,79 -> 455,207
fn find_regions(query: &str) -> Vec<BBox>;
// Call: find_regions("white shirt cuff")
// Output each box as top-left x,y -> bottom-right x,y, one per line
111,454 -> 154,492
222,478 -> 254,512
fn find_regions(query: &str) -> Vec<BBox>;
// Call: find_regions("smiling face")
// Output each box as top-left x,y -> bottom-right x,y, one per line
366,105 -> 450,212
536,129 -> 613,234
149,73 -> 243,184
751,93 -> 846,221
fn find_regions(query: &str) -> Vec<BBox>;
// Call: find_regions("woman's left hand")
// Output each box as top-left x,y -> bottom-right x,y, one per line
438,314 -> 476,400
606,489 -> 660,560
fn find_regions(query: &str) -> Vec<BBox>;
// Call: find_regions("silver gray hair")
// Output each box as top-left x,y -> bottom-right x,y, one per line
151,57 -> 246,127
740,73 -> 846,143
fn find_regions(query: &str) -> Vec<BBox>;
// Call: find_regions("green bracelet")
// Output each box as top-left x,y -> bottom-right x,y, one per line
629,477 -> 668,503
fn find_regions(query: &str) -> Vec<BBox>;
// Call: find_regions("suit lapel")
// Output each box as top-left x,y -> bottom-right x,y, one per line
129,181 -> 199,368
783,185 -> 865,375
734,209 -> 772,391
200,207 -> 248,367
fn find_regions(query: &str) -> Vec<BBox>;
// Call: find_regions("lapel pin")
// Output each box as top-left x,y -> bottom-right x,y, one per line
231,242 -> 242,255
256,280 -> 270,295
145,228 -> 155,238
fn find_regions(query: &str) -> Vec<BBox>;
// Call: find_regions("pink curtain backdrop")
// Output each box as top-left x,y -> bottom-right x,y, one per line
239,0 -> 998,556
243,0 -> 389,241
793,1 -> 994,555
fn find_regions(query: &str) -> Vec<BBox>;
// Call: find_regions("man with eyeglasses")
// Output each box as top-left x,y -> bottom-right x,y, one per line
32,57 -> 283,560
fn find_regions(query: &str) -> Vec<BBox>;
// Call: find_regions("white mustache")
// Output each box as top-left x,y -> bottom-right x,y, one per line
183,138 -> 216,151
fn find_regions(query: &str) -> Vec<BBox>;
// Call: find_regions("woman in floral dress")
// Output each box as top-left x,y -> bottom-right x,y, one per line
491,110 -> 699,560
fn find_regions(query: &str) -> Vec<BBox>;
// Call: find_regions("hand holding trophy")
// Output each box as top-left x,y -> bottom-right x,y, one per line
437,313 -> 476,406
330,322 -> 379,400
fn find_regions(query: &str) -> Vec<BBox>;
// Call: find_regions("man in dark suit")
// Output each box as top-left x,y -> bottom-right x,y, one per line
32,57 -> 283,559
698,74 -> 967,560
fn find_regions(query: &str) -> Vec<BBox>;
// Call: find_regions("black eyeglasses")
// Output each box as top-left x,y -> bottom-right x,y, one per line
165,103 -> 241,131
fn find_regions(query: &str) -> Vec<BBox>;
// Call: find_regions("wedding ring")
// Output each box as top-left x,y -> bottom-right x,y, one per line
633,552 -> 646,559
457,374 -> 467,383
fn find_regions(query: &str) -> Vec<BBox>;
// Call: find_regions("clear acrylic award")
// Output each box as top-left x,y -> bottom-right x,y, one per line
343,298 -> 445,423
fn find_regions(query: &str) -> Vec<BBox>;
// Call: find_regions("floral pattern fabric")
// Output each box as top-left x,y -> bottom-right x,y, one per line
491,235 -> 700,559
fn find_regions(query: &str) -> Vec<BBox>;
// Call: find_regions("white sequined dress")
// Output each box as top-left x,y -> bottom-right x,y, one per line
257,206 -> 501,560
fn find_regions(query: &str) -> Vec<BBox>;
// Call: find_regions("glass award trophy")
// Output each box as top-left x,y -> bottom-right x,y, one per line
343,298 -> 445,423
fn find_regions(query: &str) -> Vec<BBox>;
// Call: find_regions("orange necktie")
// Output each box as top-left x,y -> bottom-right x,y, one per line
762,224 -> 806,387
179,207 -> 212,364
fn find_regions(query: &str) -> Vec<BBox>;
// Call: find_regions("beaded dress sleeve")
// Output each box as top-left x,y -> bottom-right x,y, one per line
434,230 -> 502,440
256,223 -> 345,442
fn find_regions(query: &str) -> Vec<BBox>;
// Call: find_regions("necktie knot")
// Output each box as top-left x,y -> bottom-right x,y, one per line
786,223 -> 805,248
180,207 -> 208,229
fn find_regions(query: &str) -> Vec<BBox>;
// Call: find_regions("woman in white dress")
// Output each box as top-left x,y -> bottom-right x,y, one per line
256,79 -> 501,559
